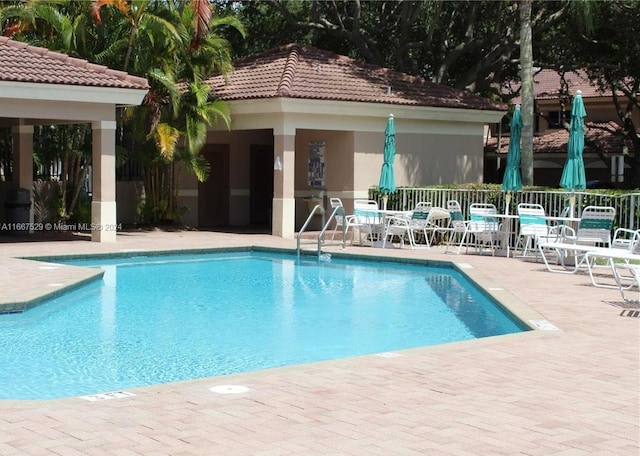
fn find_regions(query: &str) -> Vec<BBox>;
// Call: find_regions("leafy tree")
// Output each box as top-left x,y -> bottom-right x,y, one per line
1,0 -> 95,222
226,0 -> 612,186
92,0 -> 244,223
229,1 -> 570,98
2,0 -> 245,224
574,1 -> 639,188
536,0 -> 638,187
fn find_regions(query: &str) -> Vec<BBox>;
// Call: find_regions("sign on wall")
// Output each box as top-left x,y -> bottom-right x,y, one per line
308,141 -> 325,188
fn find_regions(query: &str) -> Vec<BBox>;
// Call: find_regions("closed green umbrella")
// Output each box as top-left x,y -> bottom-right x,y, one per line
378,114 -> 396,210
501,105 -> 523,214
560,90 -> 587,216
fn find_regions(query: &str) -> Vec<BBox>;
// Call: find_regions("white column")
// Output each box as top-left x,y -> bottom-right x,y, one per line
272,133 -> 295,238
91,120 -> 117,242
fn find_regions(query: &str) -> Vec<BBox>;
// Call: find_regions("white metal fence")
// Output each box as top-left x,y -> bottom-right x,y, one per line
369,188 -> 640,230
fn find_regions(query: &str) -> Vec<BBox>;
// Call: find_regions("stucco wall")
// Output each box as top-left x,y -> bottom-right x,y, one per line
173,114 -> 492,230
354,126 -> 485,191
293,130 -> 354,228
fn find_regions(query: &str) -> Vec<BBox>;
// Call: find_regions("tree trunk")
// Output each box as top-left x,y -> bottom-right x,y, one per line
519,0 -> 534,186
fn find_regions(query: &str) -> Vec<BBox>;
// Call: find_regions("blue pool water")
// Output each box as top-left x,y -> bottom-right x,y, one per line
0,251 -> 526,399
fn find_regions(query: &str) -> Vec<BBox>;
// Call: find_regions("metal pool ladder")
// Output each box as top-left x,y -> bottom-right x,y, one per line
297,204 -> 346,258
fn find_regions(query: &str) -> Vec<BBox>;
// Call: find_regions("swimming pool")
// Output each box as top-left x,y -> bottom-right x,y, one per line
0,250 -> 527,399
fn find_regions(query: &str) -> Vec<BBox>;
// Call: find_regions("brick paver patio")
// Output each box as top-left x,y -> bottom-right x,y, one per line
0,230 -> 638,455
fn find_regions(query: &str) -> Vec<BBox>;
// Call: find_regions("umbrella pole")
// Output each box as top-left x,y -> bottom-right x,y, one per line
382,194 -> 388,211
569,194 -> 576,218
504,192 -> 512,215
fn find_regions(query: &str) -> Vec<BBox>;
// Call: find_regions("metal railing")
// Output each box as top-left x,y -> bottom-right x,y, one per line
297,204 -> 347,258
296,204 -> 326,258
369,188 -> 640,231
318,205 -> 347,253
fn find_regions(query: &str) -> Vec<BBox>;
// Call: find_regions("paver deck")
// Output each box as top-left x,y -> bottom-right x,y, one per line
0,230 -> 638,455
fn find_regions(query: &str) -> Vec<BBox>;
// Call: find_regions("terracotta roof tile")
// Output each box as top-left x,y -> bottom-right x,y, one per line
486,121 -> 630,155
534,69 -> 611,99
0,37 -> 149,90
509,69 -> 612,103
206,43 -> 506,111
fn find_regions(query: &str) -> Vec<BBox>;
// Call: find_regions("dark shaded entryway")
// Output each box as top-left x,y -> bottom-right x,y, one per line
198,144 -> 230,227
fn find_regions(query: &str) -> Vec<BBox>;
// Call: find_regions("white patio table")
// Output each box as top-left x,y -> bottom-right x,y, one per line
475,213 -> 520,257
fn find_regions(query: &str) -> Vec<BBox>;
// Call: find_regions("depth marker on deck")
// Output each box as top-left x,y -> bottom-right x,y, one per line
210,385 -> 250,394
529,319 -> 559,330
376,352 -> 402,358
80,391 -> 136,401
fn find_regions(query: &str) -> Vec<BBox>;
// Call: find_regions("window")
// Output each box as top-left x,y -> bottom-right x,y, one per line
547,110 -> 571,129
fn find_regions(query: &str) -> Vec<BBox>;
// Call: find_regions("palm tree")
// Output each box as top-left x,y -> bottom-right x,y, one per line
1,0 -> 96,223
92,0 -> 245,223
519,0 -> 534,186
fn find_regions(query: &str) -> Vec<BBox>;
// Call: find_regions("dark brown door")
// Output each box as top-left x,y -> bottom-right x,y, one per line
250,145 -> 274,226
198,144 -> 230,227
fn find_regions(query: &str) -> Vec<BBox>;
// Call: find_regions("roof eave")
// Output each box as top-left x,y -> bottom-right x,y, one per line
228,97 -> 506,123
0,81 -> 148,107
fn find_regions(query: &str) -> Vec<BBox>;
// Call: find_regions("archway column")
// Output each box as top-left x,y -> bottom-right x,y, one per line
91,120 -> 117,242
272,132 -> 295,238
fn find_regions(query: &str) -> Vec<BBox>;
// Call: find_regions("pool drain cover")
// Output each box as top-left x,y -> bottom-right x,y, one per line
210,385 -> 249,394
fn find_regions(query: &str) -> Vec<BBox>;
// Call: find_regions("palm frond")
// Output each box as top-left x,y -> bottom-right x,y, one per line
154,123 -> 180,162
91,0 -> 131,24
188,81 -> 211,109
209,14 -> 246,39
147,68 -> 180,117
184,116 -> 208,153
202,100 -> 231,130
94,37 -> 129,64
183,152 -> 211,182
190,0 -> 213,49
138,10 -> 182,46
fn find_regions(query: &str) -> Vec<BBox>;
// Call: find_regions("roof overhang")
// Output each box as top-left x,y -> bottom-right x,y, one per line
0,81 -> 147,108
216,98 -> 506,134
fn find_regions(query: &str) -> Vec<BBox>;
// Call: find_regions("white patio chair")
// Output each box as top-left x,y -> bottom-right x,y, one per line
413,201 -> 432,212
382,203 -> 431,249
408,201 -> 433,245
516,203 -> 552,257
467,203 -> 501,255
444,200 -> 499,255
329,197 -> 357,242
564,205 -> 616,247
612,263 -> 640,303
444,200 -> 471,254
351,199 -> 383,245
424,206 -> 452,246
538,227 -> 638,277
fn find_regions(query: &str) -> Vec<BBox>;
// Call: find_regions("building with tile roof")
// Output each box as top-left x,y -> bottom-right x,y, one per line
485,69 -> 637,187
0,37 -> 148,242
180,43 -> 506,236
